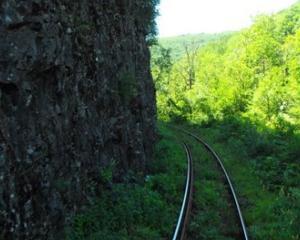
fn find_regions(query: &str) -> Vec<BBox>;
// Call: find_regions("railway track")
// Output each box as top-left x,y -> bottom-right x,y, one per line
172,143 -> 194,240
172,127 -> 249,240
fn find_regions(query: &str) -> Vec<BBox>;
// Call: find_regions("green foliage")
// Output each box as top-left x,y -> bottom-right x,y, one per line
179,120 -> 300,239
145,0 -> 160,45
66,123 -> 186,239
158,32 -> 234,60
151,45 -> 173,91
276,2 -> 300,38
66,185 -> 168,240
151,2 -> 300,239
153,1 -> 300,130
250,67 -> 294,125
100,160 -> 117,184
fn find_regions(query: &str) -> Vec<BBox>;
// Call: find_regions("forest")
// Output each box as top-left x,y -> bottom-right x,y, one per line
1,1 -> 299,239
151,2 -> 300,239
66,2 -> 300,239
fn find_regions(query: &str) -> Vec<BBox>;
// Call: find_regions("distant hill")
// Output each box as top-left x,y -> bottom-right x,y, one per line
158,32 -> 234,60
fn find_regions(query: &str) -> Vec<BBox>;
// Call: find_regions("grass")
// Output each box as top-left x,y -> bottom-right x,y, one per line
177,119 -> 300,240
168,124 -> 241,240
65,123 -> 187,239
65,119 -> 299,239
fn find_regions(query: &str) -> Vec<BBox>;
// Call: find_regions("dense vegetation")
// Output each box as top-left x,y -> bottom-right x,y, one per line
172,125 -> 241,239
152,2 -> 300,239
66,125 -> 186,239
176,121 -> 300,239
153,3 -> 300,128
158,33 -> 233,60
66,2 -> 299,239
147,0 -> 161,45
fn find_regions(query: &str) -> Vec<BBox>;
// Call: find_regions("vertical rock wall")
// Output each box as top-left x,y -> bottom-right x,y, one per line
0,1 -> 156,239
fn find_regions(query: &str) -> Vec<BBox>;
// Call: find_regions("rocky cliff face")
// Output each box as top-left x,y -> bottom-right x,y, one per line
0,1 -> 156,239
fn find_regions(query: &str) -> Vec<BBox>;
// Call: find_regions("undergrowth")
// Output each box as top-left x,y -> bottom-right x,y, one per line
65,124 -> 186,239
177,117 -> 300,240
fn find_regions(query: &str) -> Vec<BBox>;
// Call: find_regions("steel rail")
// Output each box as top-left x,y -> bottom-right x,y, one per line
178,127 -> 249,240
172,143 -> 193,240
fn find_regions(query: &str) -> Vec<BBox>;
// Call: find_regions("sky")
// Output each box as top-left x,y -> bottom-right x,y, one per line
157,0 -> 299,37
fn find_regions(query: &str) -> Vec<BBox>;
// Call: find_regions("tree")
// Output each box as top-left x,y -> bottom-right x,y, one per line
151,45 -> 173,91
251,67 -> 297,127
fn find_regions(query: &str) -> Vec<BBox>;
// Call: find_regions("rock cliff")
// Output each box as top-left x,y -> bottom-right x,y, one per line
0,1 -> 156,239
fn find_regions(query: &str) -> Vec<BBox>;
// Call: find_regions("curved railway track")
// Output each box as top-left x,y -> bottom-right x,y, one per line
172,143 -> 194,240
172,127 -> 249,240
